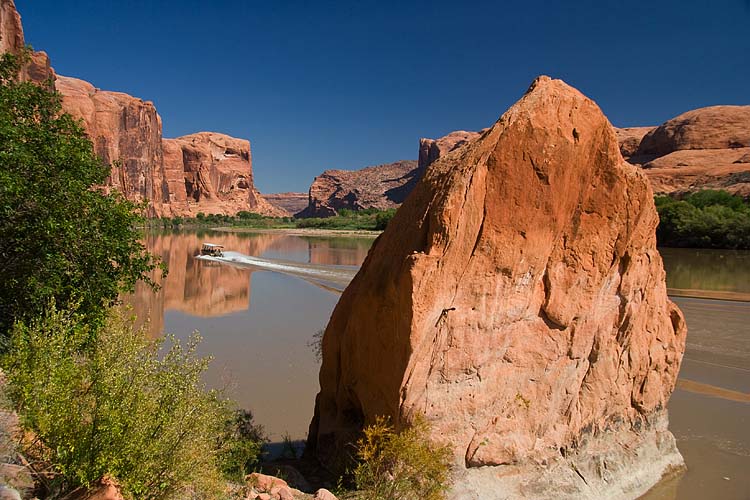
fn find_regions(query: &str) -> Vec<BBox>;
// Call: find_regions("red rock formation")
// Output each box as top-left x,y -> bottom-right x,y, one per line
56,76 -> 169,216
298,160 -> 419,217
262,192 -> 308,216
614,126 -> 654,157
0,0 -> 54,83
418,130 -> 483,170
1,0 -> 280,218
636,106 -> 750,156
309,76 -> 686,498
626,106 -> 750,199
162,133 -> 285,217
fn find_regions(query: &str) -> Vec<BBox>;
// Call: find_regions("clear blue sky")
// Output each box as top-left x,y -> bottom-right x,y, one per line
17,0 -> 750,193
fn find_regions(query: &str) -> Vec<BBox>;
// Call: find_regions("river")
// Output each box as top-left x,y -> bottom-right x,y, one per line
128,230 -> 749,499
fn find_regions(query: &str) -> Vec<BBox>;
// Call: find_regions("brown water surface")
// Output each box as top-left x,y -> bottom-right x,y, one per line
128,234 -> 749,498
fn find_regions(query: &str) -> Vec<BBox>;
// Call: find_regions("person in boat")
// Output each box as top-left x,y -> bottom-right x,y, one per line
200,243 -> 224,257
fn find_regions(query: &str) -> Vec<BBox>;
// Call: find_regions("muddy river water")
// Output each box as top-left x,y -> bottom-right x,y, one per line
129,230 -> 749,499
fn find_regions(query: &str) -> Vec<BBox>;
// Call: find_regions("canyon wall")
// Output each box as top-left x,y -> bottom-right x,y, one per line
298,160 -> 419,217
627,106 -> 750,199
309,76 -> 687,498
261,192 -> 308,216
1,0 -> 277,218
163,133 -> 285,217
56,75 -> 169,216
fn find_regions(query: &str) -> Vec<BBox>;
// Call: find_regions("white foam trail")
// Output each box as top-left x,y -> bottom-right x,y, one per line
196,251 -> 357,291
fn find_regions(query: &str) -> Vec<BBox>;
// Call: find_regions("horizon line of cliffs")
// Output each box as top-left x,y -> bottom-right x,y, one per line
1,0 -> 284,218
283,105 -> 749,218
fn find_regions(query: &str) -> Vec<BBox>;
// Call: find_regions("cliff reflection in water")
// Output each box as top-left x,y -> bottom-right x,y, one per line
127,231 -> 372,338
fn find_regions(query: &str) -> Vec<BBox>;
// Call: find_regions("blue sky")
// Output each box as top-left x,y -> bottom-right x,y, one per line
18,0 -> 750,193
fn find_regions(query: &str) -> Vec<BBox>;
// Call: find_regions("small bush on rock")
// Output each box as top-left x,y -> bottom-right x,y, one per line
352,416 -> 452,500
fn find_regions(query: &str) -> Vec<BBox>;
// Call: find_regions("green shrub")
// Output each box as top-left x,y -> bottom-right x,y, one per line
374,209 -> 397,230
219,409 -> 266,482
2,305 -> 233,499
655,190 -> 750,249
352,416 -> 452,500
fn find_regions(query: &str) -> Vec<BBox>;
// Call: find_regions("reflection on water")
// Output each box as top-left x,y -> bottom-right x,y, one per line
126,230 -> 371,439
660,247 -> 750,294
127,234 -> 749,497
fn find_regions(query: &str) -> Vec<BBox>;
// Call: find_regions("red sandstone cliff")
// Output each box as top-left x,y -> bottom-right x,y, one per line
309,76 -> 686,498
298,160 -> 419,217
1,0 -> 278,218
163,133 -> 285,217
0,0 -> 54,83
56,76 -> 169,216
626,106 -> 750,199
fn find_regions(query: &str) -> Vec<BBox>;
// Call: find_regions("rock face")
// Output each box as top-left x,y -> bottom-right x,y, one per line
0,0 -> 54,84
614,126 -> 655,157
298,160 -> 419,217
418,130 -> 483,170
636,106 -> 750,156
308,76 -> 686,498
262,192 -> 308,216
162,132 -> 284,217
56,76 -> 169,216
1,0 -> 278,218
625,106 -> 750,199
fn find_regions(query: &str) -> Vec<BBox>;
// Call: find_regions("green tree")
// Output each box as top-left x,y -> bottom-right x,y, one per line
0,52 -> 158,338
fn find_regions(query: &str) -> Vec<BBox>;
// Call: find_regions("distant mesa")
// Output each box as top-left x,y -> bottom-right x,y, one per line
262,192 -> 308,216
309,76 -> 687,498
296,160 -> 419,218
1,0 -> 280,218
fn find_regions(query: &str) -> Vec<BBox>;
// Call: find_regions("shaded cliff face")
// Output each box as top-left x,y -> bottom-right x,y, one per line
163,133 -> 285,217
614,126 -> 655,157
625,106 -> 750,199
56,76 -> 168,216
309,77 -> 686,493
261,192 -> 308,216
298,160 -> 419,217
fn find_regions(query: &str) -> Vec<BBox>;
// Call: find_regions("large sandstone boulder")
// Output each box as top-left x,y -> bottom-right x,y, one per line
56,76 -> 169,216
298,160 -> 419,217
308,76 -> 686,498
162,132 -> 284,217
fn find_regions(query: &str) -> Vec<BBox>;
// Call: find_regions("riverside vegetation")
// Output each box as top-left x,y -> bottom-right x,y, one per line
150,208 -> 398,232
0,51 -> 451,499
151,195 -> 750,250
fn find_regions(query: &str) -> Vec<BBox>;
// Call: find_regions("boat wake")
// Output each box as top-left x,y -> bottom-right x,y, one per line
196,251 -> 357,292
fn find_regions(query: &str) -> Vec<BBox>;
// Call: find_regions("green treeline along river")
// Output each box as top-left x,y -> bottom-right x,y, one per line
127,230 -> 750,500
